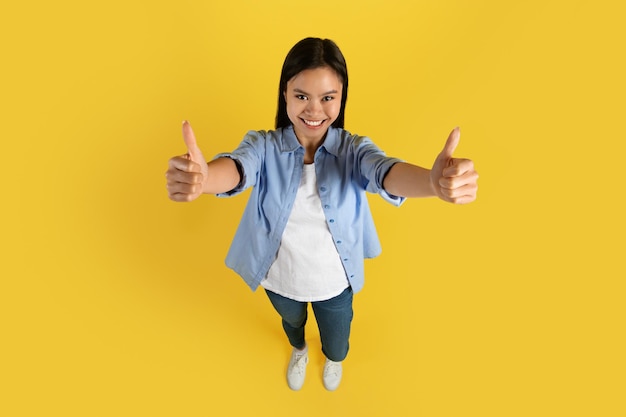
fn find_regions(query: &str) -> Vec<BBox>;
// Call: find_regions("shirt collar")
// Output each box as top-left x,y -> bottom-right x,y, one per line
280,125 -> 301,152
280,125 -> 342,157
320,127 -> 341,157
280,125 -> 341,156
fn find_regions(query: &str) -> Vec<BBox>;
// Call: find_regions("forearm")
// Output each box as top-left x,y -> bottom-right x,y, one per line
203,157 -> 242,194
383,162 -> 436,198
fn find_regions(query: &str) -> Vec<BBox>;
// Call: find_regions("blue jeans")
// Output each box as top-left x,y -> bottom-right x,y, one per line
265,287 -> 354,362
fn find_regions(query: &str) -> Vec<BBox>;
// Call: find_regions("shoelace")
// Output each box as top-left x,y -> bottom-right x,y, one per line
324,361 -> 341,377
290,354 -> 307,375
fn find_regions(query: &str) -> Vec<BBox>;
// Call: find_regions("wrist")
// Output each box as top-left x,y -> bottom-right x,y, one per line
428,170 -> 438,198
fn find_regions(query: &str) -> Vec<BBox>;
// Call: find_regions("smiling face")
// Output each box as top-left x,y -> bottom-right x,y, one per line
284,66 -> 343,145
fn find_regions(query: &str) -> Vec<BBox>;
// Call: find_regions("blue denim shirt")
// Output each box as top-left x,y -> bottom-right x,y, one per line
215,126 -> 405,293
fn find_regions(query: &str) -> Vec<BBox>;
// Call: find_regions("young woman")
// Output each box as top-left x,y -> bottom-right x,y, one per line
165,37 -> 478,391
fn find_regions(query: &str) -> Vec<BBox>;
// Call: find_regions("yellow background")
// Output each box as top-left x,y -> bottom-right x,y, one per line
1,0 -> 624,416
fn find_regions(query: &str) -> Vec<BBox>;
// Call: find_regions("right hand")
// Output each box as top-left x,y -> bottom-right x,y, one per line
165,121 -> 209,202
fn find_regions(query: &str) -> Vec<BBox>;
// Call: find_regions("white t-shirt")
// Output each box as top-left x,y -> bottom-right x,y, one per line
261,163 -> 349,302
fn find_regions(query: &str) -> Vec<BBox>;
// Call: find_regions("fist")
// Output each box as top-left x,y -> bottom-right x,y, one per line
430,127 -> 479,204
165,121 -> 209,202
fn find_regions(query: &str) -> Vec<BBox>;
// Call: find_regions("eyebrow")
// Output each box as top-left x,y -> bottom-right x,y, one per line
293,88 -> 339,96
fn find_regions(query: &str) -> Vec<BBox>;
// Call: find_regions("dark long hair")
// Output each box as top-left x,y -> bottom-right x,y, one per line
275,37 -> 348,129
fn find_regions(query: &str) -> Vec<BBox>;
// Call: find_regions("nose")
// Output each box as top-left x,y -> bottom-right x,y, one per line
305,99 -> 322,116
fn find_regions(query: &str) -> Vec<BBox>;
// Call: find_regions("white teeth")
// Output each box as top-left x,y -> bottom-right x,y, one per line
304,119 -> 323,126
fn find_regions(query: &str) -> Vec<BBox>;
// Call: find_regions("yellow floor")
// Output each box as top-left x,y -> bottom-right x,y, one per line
2,1 -> 625,416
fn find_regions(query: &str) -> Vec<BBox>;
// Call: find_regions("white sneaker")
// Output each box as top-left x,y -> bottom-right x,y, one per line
287,348 -> 308,390
323,358 -> 342,391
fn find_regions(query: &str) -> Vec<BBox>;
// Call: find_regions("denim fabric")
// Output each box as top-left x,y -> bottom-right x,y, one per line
265,287 -> 354,362
215,126 -> 405,294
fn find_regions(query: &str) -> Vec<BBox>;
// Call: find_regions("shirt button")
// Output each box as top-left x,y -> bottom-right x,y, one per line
320,186 -> 327,192
336,240 -> 342,244
324,205 -> 330,209
329,219 -> 335,223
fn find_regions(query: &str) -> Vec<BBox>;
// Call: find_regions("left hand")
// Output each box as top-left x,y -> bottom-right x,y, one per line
430,127 -> 479,204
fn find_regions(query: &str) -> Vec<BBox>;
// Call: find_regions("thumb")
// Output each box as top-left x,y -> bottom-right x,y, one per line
182,120 -> 204,162
439,126 -> 461,160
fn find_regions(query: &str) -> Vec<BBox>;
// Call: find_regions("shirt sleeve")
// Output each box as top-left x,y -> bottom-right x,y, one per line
214,130 -> 266,198
352,135 -> 406,207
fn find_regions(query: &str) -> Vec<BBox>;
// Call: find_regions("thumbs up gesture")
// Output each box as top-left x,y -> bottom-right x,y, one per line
165,121 -> 209,202
430,127 -> 479,204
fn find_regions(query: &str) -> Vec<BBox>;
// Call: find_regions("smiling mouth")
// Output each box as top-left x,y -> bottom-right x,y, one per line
302,118 -> 325,127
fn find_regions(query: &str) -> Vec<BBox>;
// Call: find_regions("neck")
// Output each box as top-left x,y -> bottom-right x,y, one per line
302,141 -> 321,164
294,128 -> 327,164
